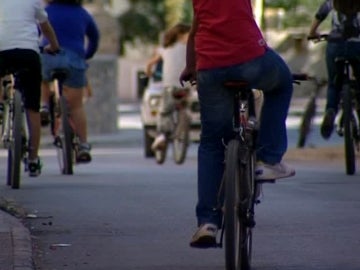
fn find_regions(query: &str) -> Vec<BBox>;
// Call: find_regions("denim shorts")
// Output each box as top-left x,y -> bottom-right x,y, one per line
41,49 -> 87,88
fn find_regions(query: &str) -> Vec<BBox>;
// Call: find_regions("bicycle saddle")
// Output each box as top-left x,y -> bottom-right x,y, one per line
224,80 -> 249,88
51,68 -> 69,81
224,80 -> 252,95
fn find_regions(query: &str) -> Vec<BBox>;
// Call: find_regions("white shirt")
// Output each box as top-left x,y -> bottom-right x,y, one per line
0,0 -> 48,52
160,42 -> 187,88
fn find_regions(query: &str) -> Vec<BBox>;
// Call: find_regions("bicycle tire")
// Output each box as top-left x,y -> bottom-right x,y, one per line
155,140 -> 168,164
143,127 -> 155,158
49,92 -> 56,136
9,90 -> 23,189
342,85 -> 356,175
172,110 -> 190,164
3,103 -> 12,186
59,96 -> 74,175
297,98 -> 316,148
224,139 -> 252,270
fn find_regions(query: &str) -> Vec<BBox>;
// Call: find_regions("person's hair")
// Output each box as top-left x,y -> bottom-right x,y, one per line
333,0 -> 360,15
52,0 -> 83,5
163,23 -> 191,48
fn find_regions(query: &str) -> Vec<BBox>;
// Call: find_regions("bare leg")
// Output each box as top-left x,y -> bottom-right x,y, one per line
63,86 -> 87,143
41,81 -> 52,106
26,109 -> 41,160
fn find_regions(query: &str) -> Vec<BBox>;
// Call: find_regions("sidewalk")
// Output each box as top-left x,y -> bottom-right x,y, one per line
0,98 -> 345,270
0,206 -> 32,270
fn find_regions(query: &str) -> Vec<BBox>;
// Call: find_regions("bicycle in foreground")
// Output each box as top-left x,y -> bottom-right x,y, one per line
153,84 -> 194,165
44,68 -> 82,175
309,34 -> 360,175
0,72 -> 30,189
214,75 -> 306,270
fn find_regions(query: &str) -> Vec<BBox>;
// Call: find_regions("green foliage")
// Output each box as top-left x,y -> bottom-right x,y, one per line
117,0 -> 192,55
118,0 -> 165,43
266,0 -> 299,10
265,0 -> 324,28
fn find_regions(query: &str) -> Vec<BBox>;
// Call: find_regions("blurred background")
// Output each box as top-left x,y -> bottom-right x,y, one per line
82,0 -> 330,133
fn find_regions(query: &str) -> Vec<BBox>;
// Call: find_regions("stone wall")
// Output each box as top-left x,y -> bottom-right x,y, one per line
85,54 -> 119,134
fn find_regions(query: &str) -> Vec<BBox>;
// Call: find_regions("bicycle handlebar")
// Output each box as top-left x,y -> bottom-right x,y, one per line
307,34 -> 329,43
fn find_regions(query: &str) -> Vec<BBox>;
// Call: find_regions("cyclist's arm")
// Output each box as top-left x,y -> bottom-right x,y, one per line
179,17 -> 197,84
186,18 -> 197,74
145,53 -> 162,77
309,18 -> 322,37
309,0 -> 332,37
39,21 -> 60,53
85,17 -> 100,60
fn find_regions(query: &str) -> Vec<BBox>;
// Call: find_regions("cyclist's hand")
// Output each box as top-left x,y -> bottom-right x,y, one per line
43,44 -> 60,55
179,67 -> 196,86
307,32 -> 320,41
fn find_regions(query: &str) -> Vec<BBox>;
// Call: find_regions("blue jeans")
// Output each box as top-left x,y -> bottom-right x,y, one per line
195,48 -> 293,226
326,41 -> 360,113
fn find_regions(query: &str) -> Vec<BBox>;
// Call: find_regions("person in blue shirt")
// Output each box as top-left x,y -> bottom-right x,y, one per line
40,0 -> 100,163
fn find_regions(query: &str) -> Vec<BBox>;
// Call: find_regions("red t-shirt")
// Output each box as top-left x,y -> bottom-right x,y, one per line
193,0 -> 267,70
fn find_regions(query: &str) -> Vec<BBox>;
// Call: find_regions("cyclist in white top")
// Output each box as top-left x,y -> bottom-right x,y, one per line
147,23 -> 191,150
0,0 -> 59,177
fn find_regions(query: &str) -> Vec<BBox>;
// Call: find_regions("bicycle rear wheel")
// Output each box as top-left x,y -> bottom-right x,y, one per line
172,110 -> 190,164
342,85 -> 356,175
297,97 -> 316,148
59,96 -> 74,175
224,139 -> 252,270
9,91 -> 23,189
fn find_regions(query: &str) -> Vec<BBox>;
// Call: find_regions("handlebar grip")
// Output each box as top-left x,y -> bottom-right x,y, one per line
292,73 -> 308,81
307,34 -> 329,42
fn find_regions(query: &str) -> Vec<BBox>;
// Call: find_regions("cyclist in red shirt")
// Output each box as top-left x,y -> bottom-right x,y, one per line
180,0 -> 295,248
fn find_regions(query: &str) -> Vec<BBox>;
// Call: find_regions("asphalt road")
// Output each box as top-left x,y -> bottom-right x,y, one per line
0,103 -> 359,270
0,140 -> 360,270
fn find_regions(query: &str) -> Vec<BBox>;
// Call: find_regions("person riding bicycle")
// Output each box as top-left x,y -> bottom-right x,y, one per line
147,23 -> 191,151
309,0 -> 360,139
179,0 -> 295,248
40,0 -> 100,163
0,0 -> 60,177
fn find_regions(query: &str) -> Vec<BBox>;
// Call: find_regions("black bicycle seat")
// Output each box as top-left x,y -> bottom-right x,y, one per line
51,68 -> 69,81
224,80 -> 252,97
224,80 -> 249,89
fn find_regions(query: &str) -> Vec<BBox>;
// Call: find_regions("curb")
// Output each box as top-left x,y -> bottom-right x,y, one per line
0,211 -> 33,270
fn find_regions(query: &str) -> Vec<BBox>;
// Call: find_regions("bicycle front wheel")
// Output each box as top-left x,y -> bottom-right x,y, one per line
9,91 -> 23,189
224,139 -> 252,270
297,97 -> 316,148
59,96 -> 74,175
342,85 -> 356,175
172,110 -> 190,164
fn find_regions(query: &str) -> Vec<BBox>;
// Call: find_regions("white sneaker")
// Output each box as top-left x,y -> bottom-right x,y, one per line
190,223 -> 218,248
255,161 -> 295,180
151,133 -> 166,151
